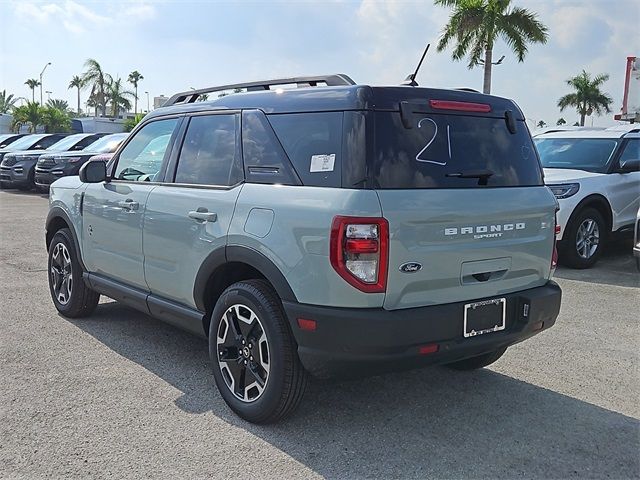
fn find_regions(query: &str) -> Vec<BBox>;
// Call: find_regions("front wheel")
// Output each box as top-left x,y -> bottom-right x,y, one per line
445,347 -> 507,370
209,280 -> 307,423
559,207 -> 606,269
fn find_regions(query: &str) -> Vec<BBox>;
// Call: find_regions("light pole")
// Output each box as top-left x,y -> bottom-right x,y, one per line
45,91 -> 52,101
145,91 -> 150,112
39,62 -> 52,105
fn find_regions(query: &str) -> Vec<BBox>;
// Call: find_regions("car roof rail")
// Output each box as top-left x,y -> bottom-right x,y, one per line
164,74 -> 356,107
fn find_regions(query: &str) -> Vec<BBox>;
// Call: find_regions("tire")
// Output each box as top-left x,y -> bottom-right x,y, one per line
559,207 -> 607,269
445,347 -> 507,371
209,279 -> 307,424
47,228 -> 100,318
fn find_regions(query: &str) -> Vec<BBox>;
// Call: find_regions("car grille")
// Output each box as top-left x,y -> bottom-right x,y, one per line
2,157 -> 17,167
38,158 -> 56,168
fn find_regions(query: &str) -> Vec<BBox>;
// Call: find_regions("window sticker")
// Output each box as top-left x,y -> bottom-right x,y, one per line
310,154 -> 335,172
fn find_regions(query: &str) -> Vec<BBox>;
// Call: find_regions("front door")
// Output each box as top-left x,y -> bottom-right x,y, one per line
608,138 -> 640,229
82,117 -> 181,289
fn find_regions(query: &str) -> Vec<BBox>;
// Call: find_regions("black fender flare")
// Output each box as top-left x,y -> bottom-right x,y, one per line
192,245 -> 298,312
565,194 -> 613,235
45,206 -> 87,271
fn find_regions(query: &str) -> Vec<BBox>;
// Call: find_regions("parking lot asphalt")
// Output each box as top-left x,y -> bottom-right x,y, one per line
0,189 -> 638,480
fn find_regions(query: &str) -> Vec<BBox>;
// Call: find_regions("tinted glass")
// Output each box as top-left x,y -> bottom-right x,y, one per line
269,112 -> 343,187
175,114 -> 242,186
618,139 -> 639,164
45,134 -> 92,152
33,135 -> 66,150
373,113 -> 542,188
242,110 -> 300,185
114,118 -> 178,181
83,133 -> 128,153
535,138 -> 619,173
0,135 -> 46,150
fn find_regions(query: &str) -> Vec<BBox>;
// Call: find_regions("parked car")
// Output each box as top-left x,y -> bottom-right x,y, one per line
0,134 -> 27,149
0,134 -> 69,188
35,133 -> 128,190
0,133 -> 104,190
634,208 -> 640,271
535,125 -> 640,268
45,74 -> 562,423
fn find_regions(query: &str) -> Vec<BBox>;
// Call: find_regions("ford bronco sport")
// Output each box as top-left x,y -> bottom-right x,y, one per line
45,75 -> 562,423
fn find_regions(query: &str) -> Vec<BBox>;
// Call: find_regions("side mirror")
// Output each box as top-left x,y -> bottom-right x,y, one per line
619,158 -> 640,173
79,160 -> 107,183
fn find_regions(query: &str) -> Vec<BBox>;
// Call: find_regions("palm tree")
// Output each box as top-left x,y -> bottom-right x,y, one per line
556,118 -> 566,126
68,75 -> 83,114
557,70 -> 614,126
536,120 -> 547,129
46,98 -> 70,113
435,0 -> 548,94
42,106 -> 71,133
0,90 -> 18,113
107,77 -> 134,117
11,102 -> 44,133
81,58 -> 111,117
24,79 -> 41,103
127,70 -> 144,114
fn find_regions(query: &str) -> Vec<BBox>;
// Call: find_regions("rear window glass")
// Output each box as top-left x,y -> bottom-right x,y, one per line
268,112 -> 343,187
534,138 -> 619,173
372,112 -> 543,189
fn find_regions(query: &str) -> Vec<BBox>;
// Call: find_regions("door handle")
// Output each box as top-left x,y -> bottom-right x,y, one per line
118,199 -> 139,211
188,209 -> 217,223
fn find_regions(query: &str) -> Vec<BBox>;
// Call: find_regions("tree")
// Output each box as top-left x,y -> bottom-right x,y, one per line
68,75 -> 83,114
46,98 -> 70,113
127,70 -> 144,114
536,120 -> 547,129
557,70 -> 614,126
124,113 -> 145,132
24,79 -> 41,103
107,77 -> 134,117
435,0 -> 548,94
0,90 -> 18,113
42,106 -> 71,133
11,102 -> 44,133
556,118 -> 566,126
81,58 -> 111,117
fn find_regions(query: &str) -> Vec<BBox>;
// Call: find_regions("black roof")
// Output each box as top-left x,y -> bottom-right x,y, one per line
147,77 -> 524,120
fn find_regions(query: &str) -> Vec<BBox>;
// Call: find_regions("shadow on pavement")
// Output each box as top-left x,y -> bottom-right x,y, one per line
69,301 -> 640,479
555,237 -> 639,289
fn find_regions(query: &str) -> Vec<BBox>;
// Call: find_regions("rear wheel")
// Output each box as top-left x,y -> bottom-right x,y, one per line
209,280 -> 307,423
559,207 -> 606,269
445,347 -> 507,370
47,228 -> 100,318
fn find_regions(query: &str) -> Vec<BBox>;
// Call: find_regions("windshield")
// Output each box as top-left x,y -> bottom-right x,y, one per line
45,134 -> 87,151
2,134 -> 46,151
83,133 -> 128,153
373,112 -> 543,189
534,138 -> 619,173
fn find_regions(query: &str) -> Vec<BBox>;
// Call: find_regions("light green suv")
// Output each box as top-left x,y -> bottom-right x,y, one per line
45,75 -> 562,423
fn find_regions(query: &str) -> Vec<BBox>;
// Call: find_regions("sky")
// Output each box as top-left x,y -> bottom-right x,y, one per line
0,0 -> 637,128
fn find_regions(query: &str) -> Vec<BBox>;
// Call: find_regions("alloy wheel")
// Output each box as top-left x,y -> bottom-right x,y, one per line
50,243 -> 73,305
575,218 -> 600,259
216,304 -> 270,403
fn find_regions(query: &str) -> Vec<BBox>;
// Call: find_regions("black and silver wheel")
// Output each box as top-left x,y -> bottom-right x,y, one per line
445,347 -> 507,371
209,280 -> 307,423
47,228 -> 99,318
559,207 -> 606,269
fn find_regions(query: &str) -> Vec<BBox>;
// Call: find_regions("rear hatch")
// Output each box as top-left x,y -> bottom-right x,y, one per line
370,96 -> 557,310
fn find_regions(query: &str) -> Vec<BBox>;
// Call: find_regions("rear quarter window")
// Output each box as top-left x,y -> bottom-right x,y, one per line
372,112 -> 543,189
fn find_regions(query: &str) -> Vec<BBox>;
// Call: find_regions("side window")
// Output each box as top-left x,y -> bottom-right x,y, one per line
174,114 -> 242,186
33,135 -> 65,149
114,118 -> 178,182
242,110 -> 300,185
268,112 -> 343,187
618,139 -> 639,165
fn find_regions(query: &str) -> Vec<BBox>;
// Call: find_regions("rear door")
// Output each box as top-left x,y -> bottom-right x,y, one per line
372,109 -> 557,310
608,137 -> 640,228
143,112 -> 243,309
82,117 -> 180,289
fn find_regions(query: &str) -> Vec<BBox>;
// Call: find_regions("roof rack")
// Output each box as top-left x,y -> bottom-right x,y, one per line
164,74 -> 356,107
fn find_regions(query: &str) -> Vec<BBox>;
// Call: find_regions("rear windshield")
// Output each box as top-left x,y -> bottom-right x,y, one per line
372,112 -> 543,189
534,138 -> 619,173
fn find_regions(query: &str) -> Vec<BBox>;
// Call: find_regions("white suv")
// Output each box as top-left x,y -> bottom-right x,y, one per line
535,125 -> 640,268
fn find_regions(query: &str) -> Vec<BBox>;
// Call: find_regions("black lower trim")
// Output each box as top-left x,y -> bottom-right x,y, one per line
86,273 -> 150,314
282,281 -> 562,378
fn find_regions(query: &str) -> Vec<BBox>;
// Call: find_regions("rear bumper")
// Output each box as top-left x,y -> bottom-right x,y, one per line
283,281 -> 561,378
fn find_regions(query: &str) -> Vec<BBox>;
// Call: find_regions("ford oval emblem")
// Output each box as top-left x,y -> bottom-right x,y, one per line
399,262 -> 422,273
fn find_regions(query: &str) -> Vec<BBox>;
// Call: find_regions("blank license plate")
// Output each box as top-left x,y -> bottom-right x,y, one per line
464,298 -> 506,338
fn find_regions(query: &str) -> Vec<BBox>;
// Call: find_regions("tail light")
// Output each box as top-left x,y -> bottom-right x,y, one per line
330,216 -> 389,293
551,214 -> 559,274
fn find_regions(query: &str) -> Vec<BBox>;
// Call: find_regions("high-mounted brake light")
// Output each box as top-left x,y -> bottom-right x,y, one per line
429,100 -> 492,113
330,216 -> 389,293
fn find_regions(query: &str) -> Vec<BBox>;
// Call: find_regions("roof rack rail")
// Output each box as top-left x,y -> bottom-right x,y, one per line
164,74 -> 356,107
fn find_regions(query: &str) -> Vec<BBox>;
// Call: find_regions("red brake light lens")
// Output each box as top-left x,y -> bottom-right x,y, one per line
429,100 -> 492,113
330,216 -> 389,293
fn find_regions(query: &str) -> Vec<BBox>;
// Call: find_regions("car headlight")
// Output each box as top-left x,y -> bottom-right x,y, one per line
548,183 -> 580,199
